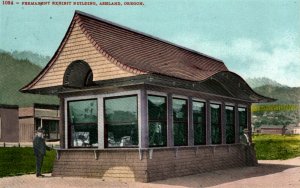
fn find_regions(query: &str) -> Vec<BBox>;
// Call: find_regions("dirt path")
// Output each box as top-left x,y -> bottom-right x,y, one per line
1,157 -> 300,188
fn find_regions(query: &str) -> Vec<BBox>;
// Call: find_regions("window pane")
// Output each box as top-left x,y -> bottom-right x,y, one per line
148,95 -> 167,147
105,96 -> 138,147
173,99 -> 188,121
193,101 -> 206,145
149,122 -> 167,146
148,96 -> 166,121
174,122 -> 187,146
226,106 -> 235,144
173,98 -> 188,146
211,104 -> 221,144
68,100 -> 97,124
68,99 -> 98,148
73,124 -> 98,147
238,107 -> 247,135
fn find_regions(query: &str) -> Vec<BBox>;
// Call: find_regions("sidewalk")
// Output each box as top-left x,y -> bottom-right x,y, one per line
1,158 -> 300,188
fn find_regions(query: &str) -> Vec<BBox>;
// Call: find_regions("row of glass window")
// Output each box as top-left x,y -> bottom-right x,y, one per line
67,94 -> 247,148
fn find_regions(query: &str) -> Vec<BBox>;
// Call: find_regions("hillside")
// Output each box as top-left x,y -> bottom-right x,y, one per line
246,77 -> 287,88
251,84 -> 299,127
253,85 -> 300,104
0,49 -> 50,68
0,52 -> 58,107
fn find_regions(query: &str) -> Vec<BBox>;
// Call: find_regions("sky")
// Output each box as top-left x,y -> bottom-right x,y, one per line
1,0 -> 300,87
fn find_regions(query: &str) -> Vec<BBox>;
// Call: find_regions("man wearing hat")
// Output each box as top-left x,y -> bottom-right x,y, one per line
240,128 -> 257,166
33,127 -> 50,177
240,128 -> 250,146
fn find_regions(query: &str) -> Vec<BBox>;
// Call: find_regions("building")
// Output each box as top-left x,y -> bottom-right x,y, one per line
0,103 -> 59,143
285,124 -> 300,135
0,104 -> 19,142
19,103 -> 60,142
291,126 -> 300,134
257,125 -> 284,134
256,124 -> 300,135
21,11 -> 274,182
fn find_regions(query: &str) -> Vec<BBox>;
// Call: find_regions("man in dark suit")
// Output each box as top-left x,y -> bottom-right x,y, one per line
33,127 -> 50,177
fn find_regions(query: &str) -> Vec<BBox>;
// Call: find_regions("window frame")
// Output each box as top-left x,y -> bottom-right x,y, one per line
148,94 -> 168,147
172,97 -> 188,146
67,98 -> 98,148
35,118 -> 60,140
104,94 -> 139,148
193,100 -> 206,145
238,107 -> 248,136
210,103 -> 222,145
225,105 -> 235,144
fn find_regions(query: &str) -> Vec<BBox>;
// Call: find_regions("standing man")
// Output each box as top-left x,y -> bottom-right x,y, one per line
240,128 -> 257,166
240,128 -> 250,146
33,127 -> 49,177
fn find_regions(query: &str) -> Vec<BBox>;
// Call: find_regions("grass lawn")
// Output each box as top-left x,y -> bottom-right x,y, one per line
0,147 -> 56,177
253,134 -> 300,160
1,135 -> 299,177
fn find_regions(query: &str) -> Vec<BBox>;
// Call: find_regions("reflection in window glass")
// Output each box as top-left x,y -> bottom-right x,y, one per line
173,98 -> 188,146
148,95 -> 167,147
211,104 -> 221,144
193,101 -> 206,145
225,106 -> 235,144
68,99 -> 98,147
105,96 -> 138,148
238,107 -> 247,136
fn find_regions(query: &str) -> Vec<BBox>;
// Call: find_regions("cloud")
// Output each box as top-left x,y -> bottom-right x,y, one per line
171,33 -> 300,87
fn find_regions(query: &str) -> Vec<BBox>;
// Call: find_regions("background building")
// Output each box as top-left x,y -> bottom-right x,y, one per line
0,104 -> 19,142
19,103 -> 59,142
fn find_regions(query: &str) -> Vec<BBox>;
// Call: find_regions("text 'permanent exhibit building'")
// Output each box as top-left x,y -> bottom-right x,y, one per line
22,11 -> 274,182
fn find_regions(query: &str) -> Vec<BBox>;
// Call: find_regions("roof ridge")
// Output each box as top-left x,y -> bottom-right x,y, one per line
74,10 -> 224,63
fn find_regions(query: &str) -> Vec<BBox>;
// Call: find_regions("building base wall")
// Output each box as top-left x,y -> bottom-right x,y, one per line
52,149 -> 148,182
52,144 -> 257,182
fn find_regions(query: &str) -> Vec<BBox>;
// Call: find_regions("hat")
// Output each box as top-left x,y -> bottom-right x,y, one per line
243,128 -> 249,133
37,127 -> 44,133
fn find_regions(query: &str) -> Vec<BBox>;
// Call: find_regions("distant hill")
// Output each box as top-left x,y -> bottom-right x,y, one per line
0,52 -> 58,107
251,84 -> 299,127
253,85 -> 300,104
245,77 -> 299,104
0,49 -> 50,68
246,77 -> 287,88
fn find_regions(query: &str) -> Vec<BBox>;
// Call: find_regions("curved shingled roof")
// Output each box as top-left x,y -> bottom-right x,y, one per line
75,11 -> 228,81
21,11 -> 274,103
22,10 -> 228,91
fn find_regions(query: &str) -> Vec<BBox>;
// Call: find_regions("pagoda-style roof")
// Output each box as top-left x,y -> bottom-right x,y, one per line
21,11 -> 275,103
